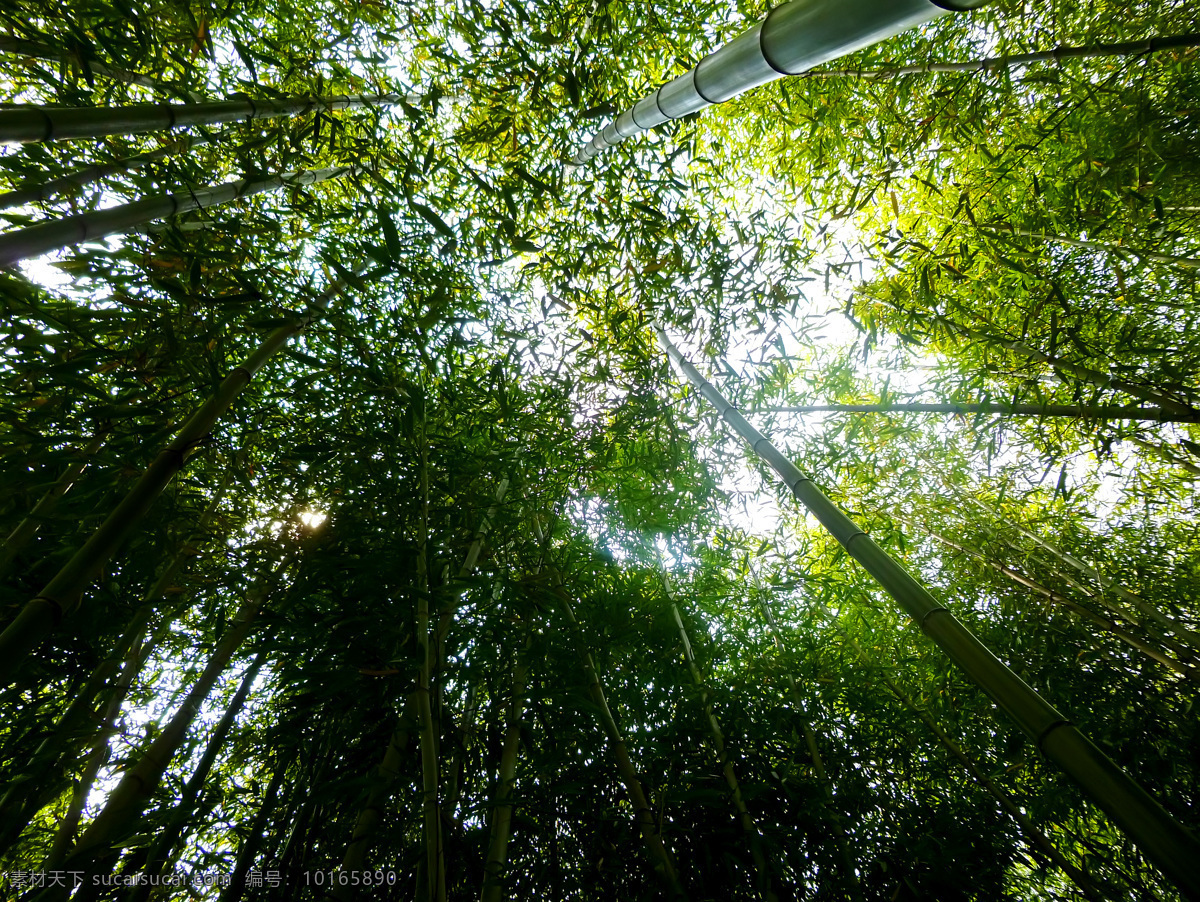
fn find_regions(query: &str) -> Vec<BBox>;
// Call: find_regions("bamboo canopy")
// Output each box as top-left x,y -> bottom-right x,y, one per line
653,322 -> 1200,898
572,0 -> 989,164
0,165 -> 354,265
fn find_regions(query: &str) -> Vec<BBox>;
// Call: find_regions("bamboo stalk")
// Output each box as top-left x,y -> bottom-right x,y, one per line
555,581 -> 687,899
480,632 -> 531,902
756,401 -> 1199,422
125,654 -> 265,902
0,279 -> 347,683
0,93 -> 407,143
654,323 -> 1200,898
0,429 -> 107,579
0,134 -> 211,210
0,164 -> 354,265
805,33 -> 1200,78
839,631 -> 1106,901
660,567 -> 777,902
220,750 -> 292,902
0,35 -> 197,96
573,0 -> 983,164
989,226 -> 1200,270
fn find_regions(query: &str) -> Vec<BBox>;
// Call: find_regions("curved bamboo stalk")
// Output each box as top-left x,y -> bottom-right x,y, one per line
653,323 -> 1200,898
0,93 -> 407,144
573,0 -> 986,164
804,33 -> 1200,78
0,278 -> 348,684
661,567 -> 777,902
124,654 -> 265,902
0,164 -> 354,265
0,35 -> 198,96
0,133 -> 212,210
0,429 -> 107,579
839,631 -> 1106,901
555,581 -> 687,899
757,401 -> 1199,422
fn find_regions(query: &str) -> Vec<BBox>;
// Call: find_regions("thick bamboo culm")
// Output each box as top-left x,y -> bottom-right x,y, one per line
759,401 -> 1200,422
0,133 -> 212,210
0,93 -> 407,144
0,165 -> 354,266
653,323 -> 1200,899
0,279 -> 349,682
572,0 -> 987,164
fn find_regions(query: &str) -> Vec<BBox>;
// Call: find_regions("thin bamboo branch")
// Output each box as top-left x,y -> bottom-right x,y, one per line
654,323 -> 1200,897
0,429 -> 107,579
0,164 -> 354,265
0,279 -> 347,683
756,401 -> 1198,422
988,225 -> 1200,270
805,33 -> 1200,78
0,93 -> 408,143
0,133 -> 211,210
0,35 -> 199,96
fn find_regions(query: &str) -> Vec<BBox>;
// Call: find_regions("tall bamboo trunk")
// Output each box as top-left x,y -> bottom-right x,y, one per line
759,401 -> 1199,422
0,430 -> 107,579
805,33 -> 1200,78
0,164 -> 354,265
0,93 -> 407,143
555,583 -> 687,899
0,279 -> 347,682
0,134 -> 212,210
415,403 -> 447,902
661,568 -> 777,902
124,654 -> 265,902
480,632 -> 531,902
834,629 -> 1106,899
748,570 -> 861,901
31,561 -> 286,899
654,323 -> 1200,898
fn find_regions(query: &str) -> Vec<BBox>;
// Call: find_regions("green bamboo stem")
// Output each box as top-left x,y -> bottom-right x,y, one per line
920,524 -> 1200,683
0,93 -> 407,143
0,35 -> 197,96
654,323 -> 1200,898
0,429 -> 107,579
748,569 -> 861,901
1130,436 -> 1200,477
555,584 -> 687,900
661,568 -> 777,902
125,654 -> 265,902
0,278 -> 346,683
37,567 -> 281,894
42,627 -> 148,869
840,632 -> 1106,901
480,632 -> 531,902
756,401 -> 1199,422
219,751 -> 292,902
415,407 -> 447,902
0,164 -> 354,265
806,33 -> 1200,78
0,133 -> 211,210
989,226 -> 1200,270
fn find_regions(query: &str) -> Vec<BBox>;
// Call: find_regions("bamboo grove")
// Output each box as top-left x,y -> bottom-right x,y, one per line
1,0 -> 1198,899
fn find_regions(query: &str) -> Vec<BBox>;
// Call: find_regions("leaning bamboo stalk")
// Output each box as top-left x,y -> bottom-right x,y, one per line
661,568 -> 777,902
46,564 -> 284,886
0,93 -> 408,144
220,750 -> 292,902
839,631 -> 1105,901
0,429 -> 107,579
0,133 -> 212,210
126,654 -> 265,902
757,401 -> 1199,422
0,279 -> 347,683
654,323 -> 1200,897
480,632 -> 531,902
573,0 -> 986,163
988,226 -> 1200,270
805,33 -> 1200,78
0,35 -> 197,96
415,405 -> 447,902
921,524 -> 1200,683
555,583 -> 686,899
0,164 -> 354,266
